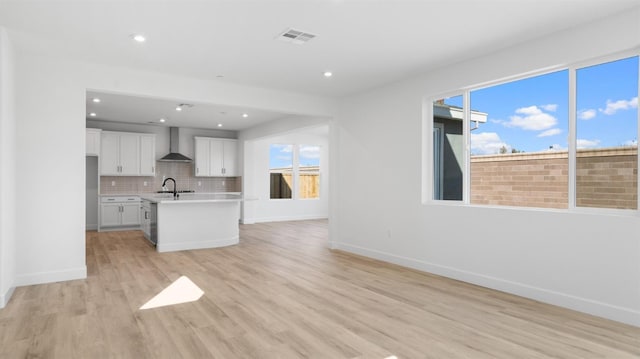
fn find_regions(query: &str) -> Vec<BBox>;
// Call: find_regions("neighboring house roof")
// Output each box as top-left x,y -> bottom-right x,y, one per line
434,103 -> 488,123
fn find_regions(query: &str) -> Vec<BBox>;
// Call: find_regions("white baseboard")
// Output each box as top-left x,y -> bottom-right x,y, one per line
248,215 -> 328,224
333,241 -> 640,327
157,236 -> 239,253
15,266 -> 87,287
0,286 -> 15,308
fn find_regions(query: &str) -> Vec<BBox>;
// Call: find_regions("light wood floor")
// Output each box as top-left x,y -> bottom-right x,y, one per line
1,220 -> 639,358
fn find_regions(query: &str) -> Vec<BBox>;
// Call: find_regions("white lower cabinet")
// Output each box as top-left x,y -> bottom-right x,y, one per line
100,196 -> 141,229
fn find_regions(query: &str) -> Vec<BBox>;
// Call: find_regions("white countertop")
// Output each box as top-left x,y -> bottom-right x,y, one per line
140,192 -> 242,204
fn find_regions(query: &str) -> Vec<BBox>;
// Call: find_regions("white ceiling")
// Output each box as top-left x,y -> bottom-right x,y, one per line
2,0 -> 638,130
86,90 -> 291,131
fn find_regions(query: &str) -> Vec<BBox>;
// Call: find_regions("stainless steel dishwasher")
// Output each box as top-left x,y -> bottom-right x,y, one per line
141,200 -> 157,246
149,202 -> 157,246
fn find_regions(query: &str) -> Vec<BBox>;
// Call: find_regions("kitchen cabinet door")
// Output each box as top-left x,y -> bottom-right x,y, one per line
100,203 -> 122,227
210,139 -> 225,176
100,132 -> 120,175
194,137 -> 210,177
118,134 -> 140,175
139,135 -> 156,176
121,203 -> 141,226
222,140 -> 237,176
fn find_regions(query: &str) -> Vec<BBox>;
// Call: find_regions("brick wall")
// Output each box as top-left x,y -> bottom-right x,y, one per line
470,147 -> 637,210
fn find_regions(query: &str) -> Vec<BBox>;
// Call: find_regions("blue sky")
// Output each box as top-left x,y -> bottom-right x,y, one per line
269,144 -> 320,169
447,56 -> 639,155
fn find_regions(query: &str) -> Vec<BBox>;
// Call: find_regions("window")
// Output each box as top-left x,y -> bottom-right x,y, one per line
299,145 -> 321,199
269,143 -> 322,200
469,70 -> 569,209
576,56 -> 638,210
432,95 -> 464,201
270,144 -> 293,199
427,53 -> 640,212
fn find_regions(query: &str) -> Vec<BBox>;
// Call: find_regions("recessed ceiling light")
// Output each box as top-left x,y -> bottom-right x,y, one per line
323,71 -> 333,78
92,98 -> 101,103
217,123 -> 223,127
242,113 -> 248,118
159,118 -> 166,123
132,34 -> 146,43
175,106 -> 182,111
89,112 -> 97,117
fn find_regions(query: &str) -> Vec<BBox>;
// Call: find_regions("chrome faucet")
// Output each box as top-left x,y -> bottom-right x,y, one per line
162,177 -> 178,199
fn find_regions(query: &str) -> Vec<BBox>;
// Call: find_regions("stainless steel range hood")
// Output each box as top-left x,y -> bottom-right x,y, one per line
159,127 -> 192,162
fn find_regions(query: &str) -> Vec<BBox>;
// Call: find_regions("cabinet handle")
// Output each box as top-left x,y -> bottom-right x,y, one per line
152,166 -> 155,173
196,167 -> 199,174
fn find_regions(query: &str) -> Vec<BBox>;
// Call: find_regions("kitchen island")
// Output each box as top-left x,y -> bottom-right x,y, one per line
140,193 -> 241,253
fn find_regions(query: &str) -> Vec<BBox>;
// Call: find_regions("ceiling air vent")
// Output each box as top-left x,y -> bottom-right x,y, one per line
277,28 -> 317,45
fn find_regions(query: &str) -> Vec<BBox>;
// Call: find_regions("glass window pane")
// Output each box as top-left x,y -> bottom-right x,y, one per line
270,144 -> 293,199
576,56 -> 638,210
469,70 -> 569,209
299,145 -> 320,199
433,95 -> 464,200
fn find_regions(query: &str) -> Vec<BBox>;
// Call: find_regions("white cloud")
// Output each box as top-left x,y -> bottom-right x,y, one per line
541,104 -> 558,112
271,144 -> 292,152
299,145 -> 320,159
599,97 -> 638,115
623,139 -> 638,147
537,128 -> 562,137
578,109 -> 597,120
470,132 -> 509,155
576,139 -> 601,149
505,105 -> 557,131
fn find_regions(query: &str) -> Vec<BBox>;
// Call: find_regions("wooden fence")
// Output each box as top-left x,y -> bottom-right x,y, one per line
270,172 -> 319,199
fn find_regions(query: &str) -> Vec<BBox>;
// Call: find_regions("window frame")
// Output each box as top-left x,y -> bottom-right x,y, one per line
269,143 -> 322,201
423,49 -> 640,216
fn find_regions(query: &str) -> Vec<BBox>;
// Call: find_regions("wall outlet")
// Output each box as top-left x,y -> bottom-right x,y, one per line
143,181 -> 148,186
197,181 -> 201,186
222,180 -> 225,186
111,181 -> 116,186
387,229 -> 392,238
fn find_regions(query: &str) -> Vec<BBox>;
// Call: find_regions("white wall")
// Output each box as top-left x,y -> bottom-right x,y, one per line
11,44 -> 336,287
242,125 -> 329,223
0,27 -> 16,307
333,8 -> 640,326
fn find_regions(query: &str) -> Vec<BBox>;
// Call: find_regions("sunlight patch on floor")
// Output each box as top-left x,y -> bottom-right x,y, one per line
140,276 -> 204,310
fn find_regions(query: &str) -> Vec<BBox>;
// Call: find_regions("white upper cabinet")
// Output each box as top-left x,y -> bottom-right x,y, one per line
139,134 -> 156,176
194,137 -> 211,177
86,128 -> 101,156
221,140 -> 237,176
100,131 -> 155,176
118,133 -> 140,175
194,137 -> 237,177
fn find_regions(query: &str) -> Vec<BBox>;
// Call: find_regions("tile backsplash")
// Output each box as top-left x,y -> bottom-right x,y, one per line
100,162 -> 241,194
